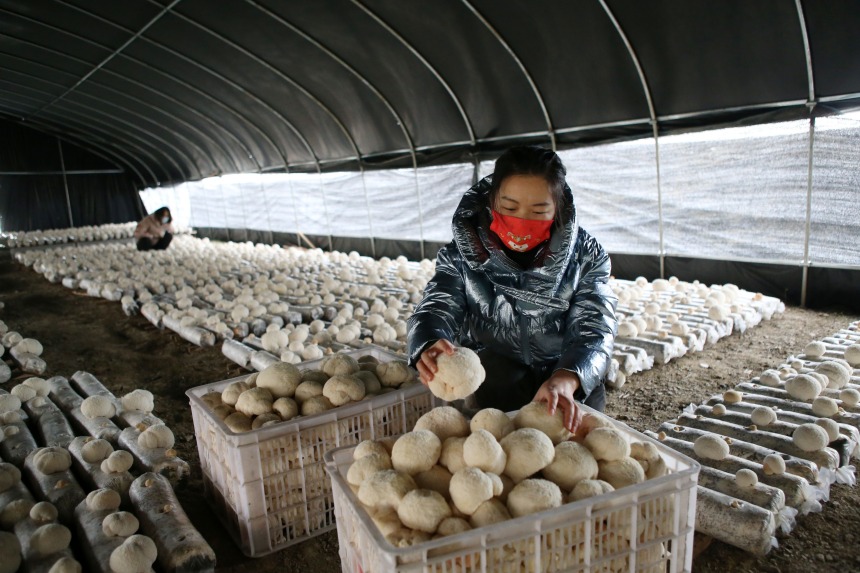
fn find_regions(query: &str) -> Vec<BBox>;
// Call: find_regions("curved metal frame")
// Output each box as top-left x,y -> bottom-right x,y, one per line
351,0 -> 476,147
795,0 -> 817,306
2,69 -> 202,180
598,0 -> 664,277
0,107 -> 154,187
28,0 -> 183,119
165,3 -> 360,160
1,50 -> 230,175
0,78 -> 190,182
794,0 -> 816,105
0,38 -> 253,174
4,5 -> 287,175
0,88 -> 167,184
460,0 -> 556,150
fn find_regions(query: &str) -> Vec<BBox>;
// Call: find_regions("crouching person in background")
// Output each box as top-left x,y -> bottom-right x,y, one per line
134,206 -> 174,251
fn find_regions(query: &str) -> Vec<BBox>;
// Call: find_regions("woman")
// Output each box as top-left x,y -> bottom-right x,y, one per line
407,146 -> 617,434
134,206 -> 174,251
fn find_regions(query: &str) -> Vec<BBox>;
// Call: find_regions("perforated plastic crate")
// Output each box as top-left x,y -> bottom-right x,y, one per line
325,406 -> 700,573
187,347 -> 437,557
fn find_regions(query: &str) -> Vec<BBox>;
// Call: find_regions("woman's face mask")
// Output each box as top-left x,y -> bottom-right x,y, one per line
161,215 -> 171,224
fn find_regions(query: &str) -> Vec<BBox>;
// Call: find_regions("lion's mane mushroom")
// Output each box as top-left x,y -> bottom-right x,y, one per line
256,362 -> 302,398
507,478 -> 562,518
293,380 -> 325,404
449,467 -> 495,515
0,462 -> 21,492
597,458 -> 646,490
812,396 -> 839,418
0,499 -> 33,529
102,511 -> 140,537
629,441 -> 667,480
583,427 -> 630,461
272,397 -> 299,420
758,370 -> 781,387
815,418 -> 840,442
469,499 -> 511,528
220,381 -> 250,406
0,532 -> 21,573
109,534 -> 158,573
693,435 -> 730,460
840,388 -> 860,408
29,501 -> 58,524
86,488 -> 122,511
23,377 -> 50,397
357,469 -> 416,512
763,454 -> 786,475
48,556 -> 80,573
514,402 -> 571,444
414,407 -> 470,442
750,406 -> 778,427
804,341 -> 827,359
301,395 -> 333,416
101,450 -> 134,475
462,430 -> 506,475
323,354 -> 361,377
33,447 -> 72,474
375,360 -> 413,387
569,479 -> 615,502
323,375 -> 366,406
30,523 -> 72,556
392,430 -> 441,475
11,384 -> 37,401
235,387 -> 275,417
844,344 -> 860,367
80,395 -> 116,419
735,468 -> 759,488
815,361 -> 851,389
439,437 -> 467,474
121,389 -> 154,414
543,441 -> 599,490
414,466 -> 453,498
436,516 -> 472,537
347,454 -> 393,488
354,440 -> 390,461
397,489 -> 451,533
137,424 -> 175,450
469,408 -> 515,440
785,374 -> 821,401
723,390 -> 743,404
427,347 -> 485,401
793,423 -> 829,452
499,428 -> 554,483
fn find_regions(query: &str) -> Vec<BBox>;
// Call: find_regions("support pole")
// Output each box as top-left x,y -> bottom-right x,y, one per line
801,114 -> 816,307
57,138 -> 74,227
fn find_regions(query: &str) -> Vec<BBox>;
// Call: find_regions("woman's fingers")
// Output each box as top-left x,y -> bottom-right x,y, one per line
416,361 -> 432,385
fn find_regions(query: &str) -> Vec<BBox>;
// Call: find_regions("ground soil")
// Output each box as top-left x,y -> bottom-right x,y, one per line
1,249 -> 858,573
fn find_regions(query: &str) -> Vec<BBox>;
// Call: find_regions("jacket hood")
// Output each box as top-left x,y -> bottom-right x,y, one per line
451,176 -> 579,290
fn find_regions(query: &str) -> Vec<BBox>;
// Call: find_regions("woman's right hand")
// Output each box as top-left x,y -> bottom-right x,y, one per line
417,339 -> 456,385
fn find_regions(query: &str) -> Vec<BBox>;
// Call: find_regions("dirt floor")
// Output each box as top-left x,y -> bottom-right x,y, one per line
1,248 -> 859,573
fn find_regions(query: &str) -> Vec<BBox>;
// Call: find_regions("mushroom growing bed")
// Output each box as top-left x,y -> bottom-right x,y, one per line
650,320 -> 860,555
0,322 -> 214,573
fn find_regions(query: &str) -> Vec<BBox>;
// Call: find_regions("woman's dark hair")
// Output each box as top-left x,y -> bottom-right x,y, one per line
489,145 -> 569,216
153,206 -> 171,218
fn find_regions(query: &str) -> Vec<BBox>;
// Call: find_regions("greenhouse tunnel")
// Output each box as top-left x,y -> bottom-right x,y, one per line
1,0 -> 859,310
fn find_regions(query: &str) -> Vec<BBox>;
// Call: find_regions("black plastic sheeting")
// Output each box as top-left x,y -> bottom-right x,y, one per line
0,120 -> 144,231
1,0 -> 859,187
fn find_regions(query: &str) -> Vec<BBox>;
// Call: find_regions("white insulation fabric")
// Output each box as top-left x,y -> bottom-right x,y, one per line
141,114 -> 860,267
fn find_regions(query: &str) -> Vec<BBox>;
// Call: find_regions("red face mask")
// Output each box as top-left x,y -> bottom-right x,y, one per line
489,210 -> 553,252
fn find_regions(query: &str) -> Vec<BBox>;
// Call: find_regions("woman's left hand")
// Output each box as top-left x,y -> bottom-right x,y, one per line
533,371 -> 583,434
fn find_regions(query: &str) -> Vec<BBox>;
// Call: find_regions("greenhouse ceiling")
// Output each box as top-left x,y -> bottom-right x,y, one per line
1,0 -> 859,188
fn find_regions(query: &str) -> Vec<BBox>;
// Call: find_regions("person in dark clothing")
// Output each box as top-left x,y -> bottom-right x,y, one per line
134,206 -> 174,251
407,146 -> 618,433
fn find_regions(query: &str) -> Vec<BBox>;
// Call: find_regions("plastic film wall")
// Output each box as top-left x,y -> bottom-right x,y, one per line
140,114 -> 860,272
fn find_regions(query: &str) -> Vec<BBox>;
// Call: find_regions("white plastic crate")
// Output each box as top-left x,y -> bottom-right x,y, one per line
187,347 -> 437,557
325,407 -> 700,573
